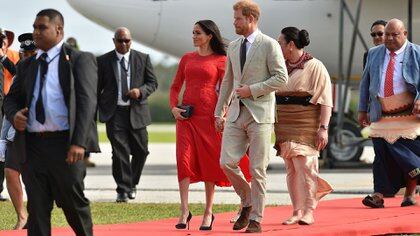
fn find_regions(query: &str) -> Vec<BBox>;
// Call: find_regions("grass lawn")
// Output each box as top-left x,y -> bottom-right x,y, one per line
99,131 -> 176,143
0,202 -> 238,230
99,131 -> 276,143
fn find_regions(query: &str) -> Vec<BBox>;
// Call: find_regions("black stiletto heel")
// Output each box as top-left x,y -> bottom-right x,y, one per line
199,214 -> 215,231
175,211 -> 192,230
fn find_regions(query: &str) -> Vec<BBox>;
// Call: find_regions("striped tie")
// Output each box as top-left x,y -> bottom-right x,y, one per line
384,51 -> 396,97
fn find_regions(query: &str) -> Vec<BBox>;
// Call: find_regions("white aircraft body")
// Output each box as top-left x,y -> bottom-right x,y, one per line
67,0 -> 419,77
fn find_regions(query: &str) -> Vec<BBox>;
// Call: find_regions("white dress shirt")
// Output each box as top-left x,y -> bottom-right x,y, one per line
115,50 -> 131,106
243,29 -> 260,55
27,40 -> 69,132
379,40 -> 408,97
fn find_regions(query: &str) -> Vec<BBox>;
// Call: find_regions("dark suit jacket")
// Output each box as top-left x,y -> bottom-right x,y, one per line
3,43 -> 100,153
97,49 -> 158,129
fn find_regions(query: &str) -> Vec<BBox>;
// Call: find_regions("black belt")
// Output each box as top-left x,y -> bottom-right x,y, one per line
276,95 -> 312,106
117,105 -> 130,110
27,130 -> 69,138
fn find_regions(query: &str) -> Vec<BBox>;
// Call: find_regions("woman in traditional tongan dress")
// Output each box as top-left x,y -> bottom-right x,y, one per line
275,27 -> 333,225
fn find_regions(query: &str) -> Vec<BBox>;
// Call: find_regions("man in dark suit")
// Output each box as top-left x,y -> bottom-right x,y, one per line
4,9 -> 98,236
97,27 -> 157,203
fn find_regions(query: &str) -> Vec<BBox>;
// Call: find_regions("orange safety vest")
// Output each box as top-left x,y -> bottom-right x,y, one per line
3,49 -> 20,95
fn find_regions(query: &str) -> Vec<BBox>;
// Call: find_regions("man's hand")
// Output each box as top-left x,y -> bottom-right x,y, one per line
171,107 -> 186,120
412,100 -> 420,115
127,88 -> 141,99
66,145 -> 85,164
316,129 -> 328,151
214,117 -> 225,132
13,108 -> 29,131
235,85 -> 252,99
358,111 -> 370,127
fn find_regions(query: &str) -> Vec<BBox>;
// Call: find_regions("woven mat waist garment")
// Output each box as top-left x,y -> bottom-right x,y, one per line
275,104 -> 320,148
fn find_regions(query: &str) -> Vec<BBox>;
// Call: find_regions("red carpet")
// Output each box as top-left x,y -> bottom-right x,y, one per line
1,197 -> 419,236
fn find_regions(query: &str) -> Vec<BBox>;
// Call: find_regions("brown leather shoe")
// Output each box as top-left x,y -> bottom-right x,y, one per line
233,206 -> 251,230
245,220 -> 262,233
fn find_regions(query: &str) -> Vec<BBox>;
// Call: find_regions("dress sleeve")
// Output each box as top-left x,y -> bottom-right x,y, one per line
169,54 -> 187,108
309,60 -> 333,107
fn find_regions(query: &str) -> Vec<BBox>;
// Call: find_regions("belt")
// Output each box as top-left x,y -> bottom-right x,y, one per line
26,130 -> 69,138
276,95 -> 312,106
117,105 -> 130,110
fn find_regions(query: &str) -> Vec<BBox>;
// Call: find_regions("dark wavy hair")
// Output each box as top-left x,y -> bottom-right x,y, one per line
281,26 -> 310,49
195,20 -> 226,56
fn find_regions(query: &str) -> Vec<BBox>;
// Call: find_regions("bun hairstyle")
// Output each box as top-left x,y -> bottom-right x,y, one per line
281,27 -> 310,49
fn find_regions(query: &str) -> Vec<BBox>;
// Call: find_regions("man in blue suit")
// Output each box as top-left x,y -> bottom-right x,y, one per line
358,19 -> 420,208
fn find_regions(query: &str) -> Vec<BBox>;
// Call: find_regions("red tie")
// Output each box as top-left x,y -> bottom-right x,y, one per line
384,51 -> 396,97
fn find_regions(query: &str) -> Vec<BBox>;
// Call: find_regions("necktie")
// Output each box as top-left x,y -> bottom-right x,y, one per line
384,51 -> 396,97
120,58 -> 129,102
35,52 -> 49,124
240,38 -> 248,72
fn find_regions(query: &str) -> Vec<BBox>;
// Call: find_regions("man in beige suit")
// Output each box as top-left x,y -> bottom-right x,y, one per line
214,0 -> 288,233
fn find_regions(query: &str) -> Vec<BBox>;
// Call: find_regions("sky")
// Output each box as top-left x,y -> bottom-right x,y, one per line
0,0 -> 177,64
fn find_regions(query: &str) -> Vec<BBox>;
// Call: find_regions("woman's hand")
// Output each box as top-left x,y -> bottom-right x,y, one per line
316,129 -> 328,151
171,107 -> 187,120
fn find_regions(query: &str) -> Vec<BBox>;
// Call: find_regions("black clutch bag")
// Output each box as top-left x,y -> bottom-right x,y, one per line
177,105 -> 194,118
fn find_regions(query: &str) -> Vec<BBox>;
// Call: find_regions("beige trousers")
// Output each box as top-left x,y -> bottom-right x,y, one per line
220,107 -> 272,222
283,155 -> 332,212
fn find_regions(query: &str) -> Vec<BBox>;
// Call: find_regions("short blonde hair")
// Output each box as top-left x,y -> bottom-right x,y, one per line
233,0 -> 260,21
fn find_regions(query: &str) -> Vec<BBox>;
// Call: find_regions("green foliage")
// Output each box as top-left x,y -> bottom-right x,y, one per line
149,63 -> 179,123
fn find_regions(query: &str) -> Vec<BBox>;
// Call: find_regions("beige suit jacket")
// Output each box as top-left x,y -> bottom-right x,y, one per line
214,31 -> 288,123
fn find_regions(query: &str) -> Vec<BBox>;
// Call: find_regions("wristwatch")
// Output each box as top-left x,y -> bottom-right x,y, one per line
319,125 -> 329,130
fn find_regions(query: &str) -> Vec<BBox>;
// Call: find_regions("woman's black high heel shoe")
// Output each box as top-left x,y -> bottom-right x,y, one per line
199,214 -> 215,231
175,211 -> 192,230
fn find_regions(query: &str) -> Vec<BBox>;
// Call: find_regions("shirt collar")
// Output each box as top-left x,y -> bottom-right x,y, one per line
245,29 -> 260,44
36,39 -> 64,60
115,49 -> 131,62
386,39 -> 408,56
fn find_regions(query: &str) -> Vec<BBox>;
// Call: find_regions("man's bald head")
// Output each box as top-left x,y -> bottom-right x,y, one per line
114,27 -> 131,39
384,18 -> 407,51
113,27 -> 132,54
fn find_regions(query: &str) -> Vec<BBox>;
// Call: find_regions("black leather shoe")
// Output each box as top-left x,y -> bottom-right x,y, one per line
362,195 -> 384,208
116,192 -> 128,203
401,198 -> 416,207
245,220 -> 262,233
233,206 -> 251,230
199,214 -> 215,231
175,211 -> 192,230
128,188 -> 137,200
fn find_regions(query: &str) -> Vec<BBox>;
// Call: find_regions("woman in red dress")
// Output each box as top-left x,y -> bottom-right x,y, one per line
170,20 -> 250,230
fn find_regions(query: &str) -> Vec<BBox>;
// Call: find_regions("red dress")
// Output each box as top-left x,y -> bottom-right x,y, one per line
170,52 -> 251,186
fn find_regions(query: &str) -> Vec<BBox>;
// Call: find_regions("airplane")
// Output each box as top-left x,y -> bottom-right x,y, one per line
67,0 -> 419,166
67,0 -> 419,77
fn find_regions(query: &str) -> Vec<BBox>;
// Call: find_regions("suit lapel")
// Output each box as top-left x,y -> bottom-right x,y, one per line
59,45 -> 72,104
25,57 -> 39,106
232,40 -> 242,77
241,33 -> 262,79
111,51 -> 119,85
375,46 -> 386,92
129,52 -> 141,89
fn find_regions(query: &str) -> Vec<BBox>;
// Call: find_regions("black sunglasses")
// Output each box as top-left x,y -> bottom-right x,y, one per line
370,32 -> 384,37
116,38 -> 131,44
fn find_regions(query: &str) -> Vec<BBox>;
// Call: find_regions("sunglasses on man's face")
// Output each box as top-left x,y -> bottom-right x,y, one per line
370,32 -> 384,38
116,38 -> 131,44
